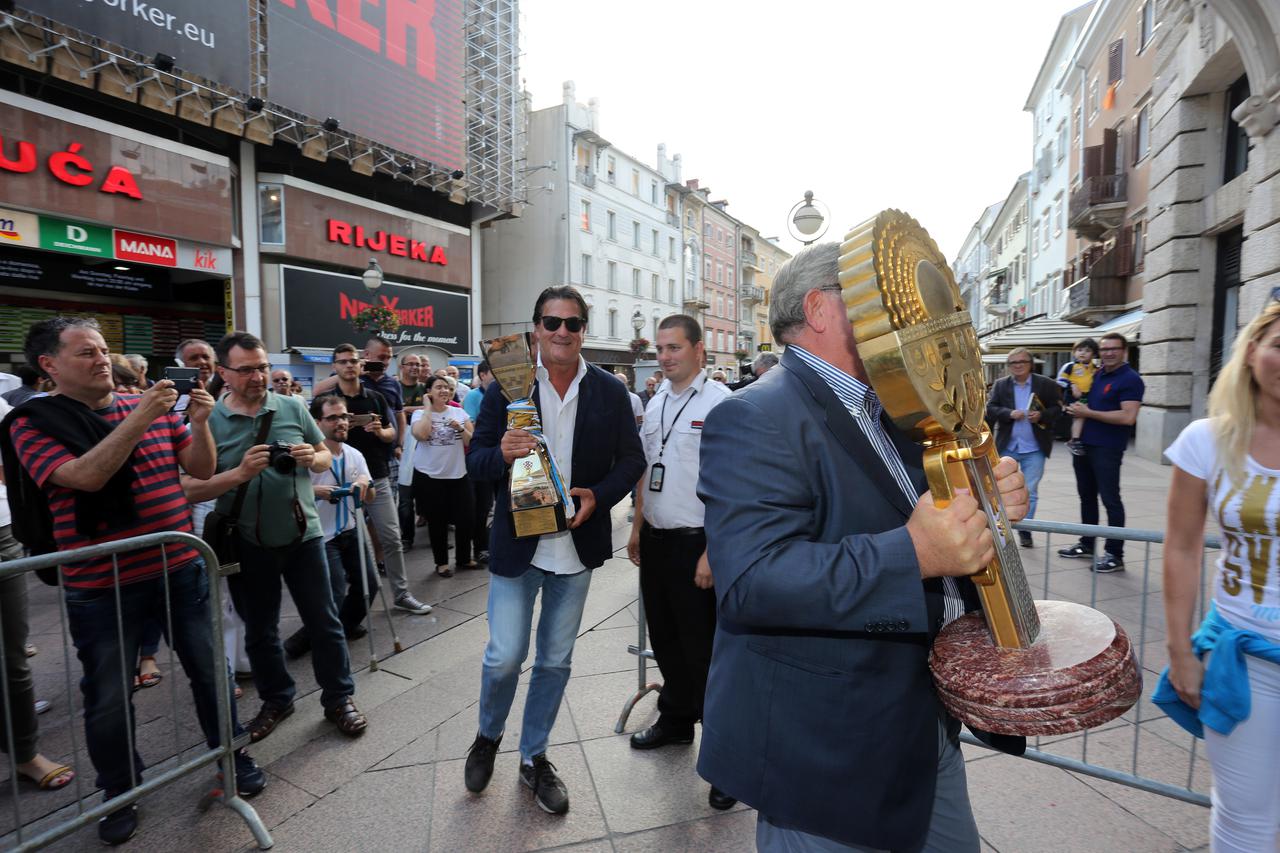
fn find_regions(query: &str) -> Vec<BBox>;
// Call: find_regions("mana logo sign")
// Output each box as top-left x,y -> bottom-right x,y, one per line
114,229 -> 177,267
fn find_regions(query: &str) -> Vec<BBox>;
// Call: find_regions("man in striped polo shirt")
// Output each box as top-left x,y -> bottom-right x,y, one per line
7,317 -> 265,846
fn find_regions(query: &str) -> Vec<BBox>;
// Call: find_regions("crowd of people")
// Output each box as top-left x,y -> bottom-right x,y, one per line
0,248 -> 1273,851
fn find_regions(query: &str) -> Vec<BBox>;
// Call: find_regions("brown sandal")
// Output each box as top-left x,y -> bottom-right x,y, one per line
324,698 -> 368,737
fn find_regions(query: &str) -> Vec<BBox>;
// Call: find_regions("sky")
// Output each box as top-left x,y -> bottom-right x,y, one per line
519,0 -> 1080,262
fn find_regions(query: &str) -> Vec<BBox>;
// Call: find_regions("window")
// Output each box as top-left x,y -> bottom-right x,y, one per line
669,236 -> 676,261
1031,222 -> 1039,257
576,144 -> 589,169
1088,78 -> 1099,122
607,210 -> 616,239
1042,210 -> 1050,249
632,268 -> 641,295
652,317 -> 659,342
716,263 -> 723,283
633,222 -> 641,249
1074,106 -> 1083,147
652,229 -> 660,256
580,200 -> 591,231
608,309 -> 618,338
1057,122 -> 1068,163
1132,221 -> 1145,271
727,265 -> 735,286
704,222 -> 711,238
1054,193 -> 1064,234
607,261 -> 617,291
607,157 -> 616,184
652,273 -> 659,300
717,294 -> 724,316
650,181 -> 658,204
668,278 -> 676,303
257,183 -> 285,244
580,254 -> 592,285
631,169 -> 640,195
1140,1 -> 1155,50
1224,75 -> 1251,182
1133,103 -> 1150,163
704,258 -> 712,278
1108,39 -> 1124,86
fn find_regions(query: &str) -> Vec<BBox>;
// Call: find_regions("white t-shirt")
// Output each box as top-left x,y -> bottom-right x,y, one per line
628,391 -> 644,423
410,407 -> 470,480
312,444 -> 371,541
0,397 -> 10,528
1165,418 -> 1280,640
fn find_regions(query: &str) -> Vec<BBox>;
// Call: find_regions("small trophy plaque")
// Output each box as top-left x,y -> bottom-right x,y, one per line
840,210 -> 1141,735
482,334 -> 571,538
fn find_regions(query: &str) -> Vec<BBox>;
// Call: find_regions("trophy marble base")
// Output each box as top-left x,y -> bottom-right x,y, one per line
929,600 -> 1142,736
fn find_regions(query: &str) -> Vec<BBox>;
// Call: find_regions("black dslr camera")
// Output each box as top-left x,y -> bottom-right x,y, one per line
266,441 -> 297,475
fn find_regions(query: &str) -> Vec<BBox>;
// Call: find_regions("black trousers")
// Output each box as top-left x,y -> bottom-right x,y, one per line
412,470 -> 474,567
398,483 -> 416,547
1072,444 -> 1127,557
472,476 -> 494,555
639,525 -> 715,730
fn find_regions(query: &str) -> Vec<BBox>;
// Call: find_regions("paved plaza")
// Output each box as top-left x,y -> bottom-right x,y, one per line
1,447 -> 1232,852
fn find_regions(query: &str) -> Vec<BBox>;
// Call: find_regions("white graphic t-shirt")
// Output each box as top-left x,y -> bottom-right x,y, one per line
1165,418 -> 1280,640
410,408 -> 470,480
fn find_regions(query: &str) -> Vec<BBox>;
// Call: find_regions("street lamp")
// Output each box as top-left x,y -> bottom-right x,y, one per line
631,309 -> 644,338
361,258 -> 384,293
787,190 -> 830,246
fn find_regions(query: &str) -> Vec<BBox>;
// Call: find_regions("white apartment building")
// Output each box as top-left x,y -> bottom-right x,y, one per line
1025,2 -> 1096,318
981,174 -> 1031,336
482,82 -> 682,370
953,201 -> 1003,329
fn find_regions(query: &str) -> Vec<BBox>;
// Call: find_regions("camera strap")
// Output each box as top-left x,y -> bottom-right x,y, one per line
226,410 -> 275,527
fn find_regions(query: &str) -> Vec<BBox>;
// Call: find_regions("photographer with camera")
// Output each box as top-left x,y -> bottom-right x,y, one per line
187,331 -> 367,743
316,344 -> 430,616
281,396 -> 380,659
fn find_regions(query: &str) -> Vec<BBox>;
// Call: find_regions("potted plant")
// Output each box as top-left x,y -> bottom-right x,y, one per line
351,305 -> 401,335
629,336 -> 651,356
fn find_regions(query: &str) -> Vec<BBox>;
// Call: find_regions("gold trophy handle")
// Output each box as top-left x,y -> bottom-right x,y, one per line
923,442 -> 995,587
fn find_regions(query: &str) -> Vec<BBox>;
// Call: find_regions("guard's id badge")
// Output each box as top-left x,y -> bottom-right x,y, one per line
648,462 -> 665,492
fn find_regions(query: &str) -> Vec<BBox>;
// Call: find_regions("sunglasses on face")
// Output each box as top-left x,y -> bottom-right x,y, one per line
537,316 -> 586,333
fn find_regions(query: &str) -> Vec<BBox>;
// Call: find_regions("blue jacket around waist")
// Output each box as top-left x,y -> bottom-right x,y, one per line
1153,602 -> 1280,737
466,363 -> 645,577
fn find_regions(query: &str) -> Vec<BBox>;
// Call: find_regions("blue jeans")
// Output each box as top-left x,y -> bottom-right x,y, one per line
478,567 -> 592,759
1006,448 -> 1045,520
227,536 -> 354,711
63,560 -> 242,793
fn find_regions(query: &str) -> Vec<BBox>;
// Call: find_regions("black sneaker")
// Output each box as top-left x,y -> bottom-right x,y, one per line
1018,530 -> 1034,549
1057,543 -> 1092,559
464,733 -> 501,793
98,799 -> 138,846
216,748 -> 267,799
520,753 -> 569,815
1093,554 -> 1125,573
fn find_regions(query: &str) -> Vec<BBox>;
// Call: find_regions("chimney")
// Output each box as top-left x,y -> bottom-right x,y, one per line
588,97 -> 599,131
687,178 -> 699,190
672,153 -> 682,183
562,80 -> 575,106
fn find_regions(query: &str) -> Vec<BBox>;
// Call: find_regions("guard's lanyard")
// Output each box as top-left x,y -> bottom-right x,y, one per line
656,388 -> 698,463
331,454 -> 347,537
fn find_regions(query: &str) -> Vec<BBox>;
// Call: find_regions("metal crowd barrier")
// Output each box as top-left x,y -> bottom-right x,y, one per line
0,532 -> 272,850
617,518 -> 1220,808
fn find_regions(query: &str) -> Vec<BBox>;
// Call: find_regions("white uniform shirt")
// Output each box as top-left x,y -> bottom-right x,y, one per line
641,373 -> 729,530
0,398 -> 10,528
530,353 -> 587,576
312,443 -> 371,541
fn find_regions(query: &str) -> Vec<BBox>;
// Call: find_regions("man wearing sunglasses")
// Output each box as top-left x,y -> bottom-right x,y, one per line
191,331 -> 369,744
463,286 -> 645,815
270,369 -> 295,397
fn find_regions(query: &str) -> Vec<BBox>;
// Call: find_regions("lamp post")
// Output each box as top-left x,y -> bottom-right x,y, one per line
631,309 -> 644,339
787,190 -> 830,246
361,258 -> 384,293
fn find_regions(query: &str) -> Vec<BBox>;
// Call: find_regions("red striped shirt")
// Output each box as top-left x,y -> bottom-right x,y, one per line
11,394 -> 198,588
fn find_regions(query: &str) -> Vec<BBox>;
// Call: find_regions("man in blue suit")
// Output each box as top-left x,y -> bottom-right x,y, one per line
697,244 -> 1029,852
463,286 -> 645,815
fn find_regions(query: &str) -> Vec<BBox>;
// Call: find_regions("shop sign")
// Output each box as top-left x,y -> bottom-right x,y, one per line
281,265 -> 470,353
326,218 -> 448,267
0,137 -> 143,200
0,209 -> 39,246
114,230 -> 178,266
179,242 -> 233,274
39,216 -> 113,258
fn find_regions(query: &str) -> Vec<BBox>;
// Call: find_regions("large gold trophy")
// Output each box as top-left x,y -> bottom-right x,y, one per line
841,210 -> 1140,736
482,334 -> 571,538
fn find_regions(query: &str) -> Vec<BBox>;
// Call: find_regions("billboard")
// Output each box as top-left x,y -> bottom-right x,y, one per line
280,266 -> 470,353
33,1 -> 251,92
267,0 -> 465,171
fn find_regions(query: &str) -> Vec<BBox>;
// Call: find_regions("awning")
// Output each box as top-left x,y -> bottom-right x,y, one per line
1094,309 -> 1143,341
979,311 -> 1144,354
982,353 -> 1045,364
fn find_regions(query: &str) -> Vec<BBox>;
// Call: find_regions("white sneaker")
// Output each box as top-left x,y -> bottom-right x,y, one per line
394,594 -> 432,615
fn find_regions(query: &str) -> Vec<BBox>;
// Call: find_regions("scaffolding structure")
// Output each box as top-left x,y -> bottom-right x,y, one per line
465,0 -> 526,212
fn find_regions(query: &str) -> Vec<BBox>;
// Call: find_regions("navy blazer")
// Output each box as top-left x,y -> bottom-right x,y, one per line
467,362 -> 645,577
986,372 -> 1063,457
695,347 -> 1013,851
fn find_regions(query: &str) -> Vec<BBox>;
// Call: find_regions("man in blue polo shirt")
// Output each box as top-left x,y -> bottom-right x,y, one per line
1057,332 -> 1144,573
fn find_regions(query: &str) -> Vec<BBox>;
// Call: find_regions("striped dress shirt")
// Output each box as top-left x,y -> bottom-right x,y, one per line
790,346 -> 965,624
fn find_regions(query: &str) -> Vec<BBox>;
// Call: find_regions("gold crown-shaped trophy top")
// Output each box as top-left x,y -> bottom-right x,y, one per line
839,210 -> 1039,648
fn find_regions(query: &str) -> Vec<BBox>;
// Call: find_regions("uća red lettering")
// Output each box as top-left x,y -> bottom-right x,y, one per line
0,136 -> 36,173
47,143 -> 93,187
99,166 -> 142,199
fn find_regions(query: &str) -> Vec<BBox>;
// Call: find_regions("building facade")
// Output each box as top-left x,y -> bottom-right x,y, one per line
754,237 -> 790,352
701,199 -> 740,378
981,174 -> 1031,336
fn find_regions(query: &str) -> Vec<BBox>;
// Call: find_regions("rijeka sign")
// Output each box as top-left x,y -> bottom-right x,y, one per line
326,218 -> 448,266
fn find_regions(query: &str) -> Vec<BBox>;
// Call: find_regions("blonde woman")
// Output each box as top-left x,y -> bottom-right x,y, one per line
1157,296 -> 1280,852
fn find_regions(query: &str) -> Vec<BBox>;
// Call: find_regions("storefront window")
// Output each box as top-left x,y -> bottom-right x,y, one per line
258,183 -> 285,245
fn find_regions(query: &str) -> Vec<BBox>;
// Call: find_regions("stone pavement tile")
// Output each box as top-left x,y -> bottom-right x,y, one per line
567,627 -> 643,679
580,729 -> 744,835
378,614 -> 492,683
563,668 -> 663,742
1068,770 -> 1211,851
429,743 -> 608,853
966,752 -> 1185,852
266,675 -> 475,798
590,604 -> 639,632
434,581 -> 492,616
371,728 -> 437,772
435,689 -> 576,761
611,809 -> 757,852
528,840 -> 614,853
1034,722 -> 1212,794
264,764 -> 433,853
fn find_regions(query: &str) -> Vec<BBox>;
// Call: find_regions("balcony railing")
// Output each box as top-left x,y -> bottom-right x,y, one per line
575,167 -> 596,188
1062,240 -> 1132,323
666,212 -> 679,227
985,283 -> 1010,315
740,248 -> 759,269
682,286 -> 710,310
739,285 -> 764,306
1068,174 -> 1127,240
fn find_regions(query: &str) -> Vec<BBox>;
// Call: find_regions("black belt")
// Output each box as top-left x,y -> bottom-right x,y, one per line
643,524 -> 704,539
